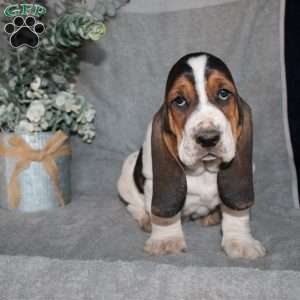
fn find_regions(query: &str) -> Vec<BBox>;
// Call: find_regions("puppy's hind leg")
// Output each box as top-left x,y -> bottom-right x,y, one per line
126,204 -> 152,233
199,205 -> 222,226
117,152 -> 151,233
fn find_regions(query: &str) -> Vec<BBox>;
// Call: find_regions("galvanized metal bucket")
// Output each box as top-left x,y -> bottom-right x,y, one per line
0,132 -> 71,212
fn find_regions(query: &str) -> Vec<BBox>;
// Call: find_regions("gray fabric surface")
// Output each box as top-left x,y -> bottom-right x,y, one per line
0,255 -> 300,300
0,1 -> 300,297
74,0 -> 298,208
0,199 -> 300,271
122,0 -> 239,13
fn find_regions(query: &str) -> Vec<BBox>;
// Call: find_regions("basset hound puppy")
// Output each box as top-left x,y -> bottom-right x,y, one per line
118,52 -> 266,259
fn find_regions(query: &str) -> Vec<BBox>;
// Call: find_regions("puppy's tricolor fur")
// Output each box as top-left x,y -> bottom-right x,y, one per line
118,53 -> 266,259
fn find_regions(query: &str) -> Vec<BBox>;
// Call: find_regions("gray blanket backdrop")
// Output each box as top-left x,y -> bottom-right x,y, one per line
0,0 -> 300,298
75,0 -> 297,209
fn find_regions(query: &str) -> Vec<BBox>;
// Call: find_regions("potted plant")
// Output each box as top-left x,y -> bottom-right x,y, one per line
0,3 -> 111,212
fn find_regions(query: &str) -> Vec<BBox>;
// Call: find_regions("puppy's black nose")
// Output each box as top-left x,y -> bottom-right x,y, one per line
196,129 -> 220,147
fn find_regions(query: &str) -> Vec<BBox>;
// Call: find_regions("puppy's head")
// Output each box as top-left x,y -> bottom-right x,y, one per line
163,53 -> 243,168
151,53 -> 254,215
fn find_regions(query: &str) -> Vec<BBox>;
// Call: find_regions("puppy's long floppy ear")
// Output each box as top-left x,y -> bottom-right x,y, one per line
151,106 -> 187,220
218,98 -> 254,210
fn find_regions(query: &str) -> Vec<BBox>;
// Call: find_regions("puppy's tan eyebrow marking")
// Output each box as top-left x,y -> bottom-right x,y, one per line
207,70 -> 236,94
166,75 -> 197,103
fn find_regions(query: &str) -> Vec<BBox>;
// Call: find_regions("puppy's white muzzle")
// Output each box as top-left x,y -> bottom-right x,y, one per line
178,104 -> 236,168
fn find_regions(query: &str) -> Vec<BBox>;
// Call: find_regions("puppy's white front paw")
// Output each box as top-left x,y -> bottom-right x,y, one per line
222,238 -> 266,259
144,236 -> 187,255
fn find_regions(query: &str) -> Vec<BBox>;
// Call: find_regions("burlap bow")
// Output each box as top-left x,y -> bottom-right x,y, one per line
0,131 -> 72,209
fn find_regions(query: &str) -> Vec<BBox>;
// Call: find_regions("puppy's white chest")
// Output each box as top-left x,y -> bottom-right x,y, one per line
183,169 -> 220,217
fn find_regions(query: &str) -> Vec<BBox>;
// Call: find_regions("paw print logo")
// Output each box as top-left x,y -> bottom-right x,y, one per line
4,16 -> 45,48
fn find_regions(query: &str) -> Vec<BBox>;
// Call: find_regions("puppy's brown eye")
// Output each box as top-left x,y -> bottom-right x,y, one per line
217,89 -> 231,101
172,96 -> 188,109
